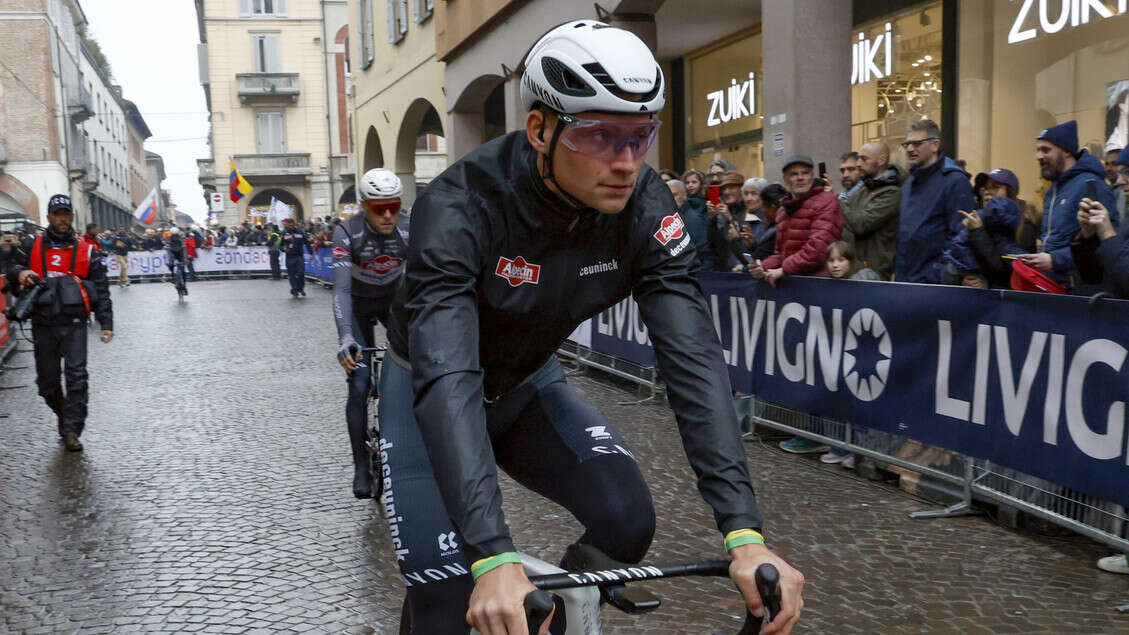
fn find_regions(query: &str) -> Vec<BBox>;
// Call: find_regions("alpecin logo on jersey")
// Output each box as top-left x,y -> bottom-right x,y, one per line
653,213 -> 685,246
362,255 -> 404,275
495,256 -> 541,287
332,247 -> 348,259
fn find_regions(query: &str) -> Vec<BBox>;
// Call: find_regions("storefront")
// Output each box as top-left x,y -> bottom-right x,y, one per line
851,1 -> 945,167
683,29 -> 763,178
957,0 -> 1129,205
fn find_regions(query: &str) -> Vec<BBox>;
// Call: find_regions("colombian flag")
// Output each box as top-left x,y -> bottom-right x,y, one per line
229,159 -> 253,202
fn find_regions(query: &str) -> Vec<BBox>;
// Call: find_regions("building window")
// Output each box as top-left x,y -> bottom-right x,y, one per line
252,34 -> 280,73
412,0 -> 433,23
257,111 -> 285,153
239,0 -> 287,17
387,0 -> 407,43
359,0 -> 374,68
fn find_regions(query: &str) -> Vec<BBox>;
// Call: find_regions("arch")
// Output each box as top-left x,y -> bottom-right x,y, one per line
334,24 -> 349,44
452,74 -> 506,113
363,126 -> 385,171
338,185 -> 356,205
0,174 -> 41,224
395,98 -> 445,174
247,187 -> 304,223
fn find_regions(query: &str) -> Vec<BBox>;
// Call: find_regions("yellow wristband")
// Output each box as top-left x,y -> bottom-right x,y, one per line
724,528 -> 765,552
470,552 -> 523,580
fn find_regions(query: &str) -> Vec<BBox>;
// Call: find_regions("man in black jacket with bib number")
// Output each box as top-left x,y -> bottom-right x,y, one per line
5,195 -> 113,451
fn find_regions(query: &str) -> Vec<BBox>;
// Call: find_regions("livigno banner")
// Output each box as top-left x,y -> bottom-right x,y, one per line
588,273 -> 1129,508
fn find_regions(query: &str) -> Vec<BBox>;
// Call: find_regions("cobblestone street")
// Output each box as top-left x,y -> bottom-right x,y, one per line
1,279 -> 1127,634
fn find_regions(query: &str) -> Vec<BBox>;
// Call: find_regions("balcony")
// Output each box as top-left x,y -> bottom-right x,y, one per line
331,154 -> 355,180
233,152 -> 311,183
198,158 -> 215,184
67,84 -> 94,123
80,165 -> 100,192
236,73 -> 300,104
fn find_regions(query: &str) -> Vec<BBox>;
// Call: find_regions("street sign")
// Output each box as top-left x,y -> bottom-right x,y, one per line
209,192 -> 224,212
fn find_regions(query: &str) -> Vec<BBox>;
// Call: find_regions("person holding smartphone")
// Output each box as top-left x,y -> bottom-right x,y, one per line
705,170 -> 747,271
1072,147 -> 1129,299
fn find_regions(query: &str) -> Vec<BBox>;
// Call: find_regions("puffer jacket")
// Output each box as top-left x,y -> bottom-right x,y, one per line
943,196 -> 1024,274
894,156 -> 975,283
842,164 -> 905,279
761,186 -> 844,276
1040,150 -> 1119,282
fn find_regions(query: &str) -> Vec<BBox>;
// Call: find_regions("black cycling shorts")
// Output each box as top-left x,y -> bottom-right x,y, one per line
377,354 -> 656,633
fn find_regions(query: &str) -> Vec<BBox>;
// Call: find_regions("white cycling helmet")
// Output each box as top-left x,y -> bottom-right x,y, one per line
520,20 -> 665,115
358,168 -> 404,201
169,227 -> 181,235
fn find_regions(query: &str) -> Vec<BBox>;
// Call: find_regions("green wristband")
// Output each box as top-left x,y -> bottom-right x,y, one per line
470,552 -> 523,580
724,529 -> 766,552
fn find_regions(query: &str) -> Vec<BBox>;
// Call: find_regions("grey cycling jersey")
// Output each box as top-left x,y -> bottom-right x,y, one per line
332,211 -> 409,342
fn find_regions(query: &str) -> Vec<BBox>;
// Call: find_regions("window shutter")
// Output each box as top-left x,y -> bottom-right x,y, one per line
275,0 -> 286,16
239,0 -> 251,17
365,0 -> 374,63
265,35 -> 280,73
412,0 -> 421,22
398,0 -> 408,34
386,0 -> 396,42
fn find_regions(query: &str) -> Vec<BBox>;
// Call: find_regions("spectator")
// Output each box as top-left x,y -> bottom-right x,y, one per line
817,240 -> 881,463
941,168 -> 1027,289
658,169 -> 679,182
142,228 -> 162,251
707,159 -> 736,185
837,152 -> 863,203
667,179 -> 709,269
705,170 -> 747,271
184,229 -> 199,281
1072,146 -> 1129,300
1104,145 -> 1125,222
225,228 -> 239,247
1019,120 -> 1118,288
750,155 -> 844,286
750,183 -> 787,261
894,119 -> 976,283
725,178 -> 773,269
81,222 -> 101,251
682,169 -> 706,200
110,226 -> 132,287
842,142 -> 904,280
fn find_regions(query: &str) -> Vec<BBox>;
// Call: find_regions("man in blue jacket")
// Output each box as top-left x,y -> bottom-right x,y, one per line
1019,120 -> 1118,287
894,119 -> 975,283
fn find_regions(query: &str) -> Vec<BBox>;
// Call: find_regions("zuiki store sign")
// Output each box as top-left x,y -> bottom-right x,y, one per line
1008,0 -> 1129,44
851,22 -> 893,86
706,72 -> 757,128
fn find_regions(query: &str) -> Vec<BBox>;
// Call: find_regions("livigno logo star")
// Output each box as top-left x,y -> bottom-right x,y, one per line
842,308 -> 891,402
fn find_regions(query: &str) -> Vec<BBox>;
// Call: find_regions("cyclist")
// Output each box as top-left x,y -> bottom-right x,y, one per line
378,20 -> 804,635
166,227 -> 188,294
332,168 -> 410,498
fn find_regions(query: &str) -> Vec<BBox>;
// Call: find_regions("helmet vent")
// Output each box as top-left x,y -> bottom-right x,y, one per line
581,62 -> 618,93
542,57 -> 596,97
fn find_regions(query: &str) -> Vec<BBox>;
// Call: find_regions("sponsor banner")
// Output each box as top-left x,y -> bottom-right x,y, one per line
305,247 -> 333,281
104,247 -> 276,277
588,273 -> 1129,508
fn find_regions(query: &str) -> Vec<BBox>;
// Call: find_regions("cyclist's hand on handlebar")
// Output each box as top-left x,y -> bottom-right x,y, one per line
337,338 -> 361,374
466,562 -> 551,635
729,543 -> 804,635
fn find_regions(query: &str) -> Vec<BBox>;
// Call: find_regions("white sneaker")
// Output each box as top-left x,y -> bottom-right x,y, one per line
1097,554 -> 1129,574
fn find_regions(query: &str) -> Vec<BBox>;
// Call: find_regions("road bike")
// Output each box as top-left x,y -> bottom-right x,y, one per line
171,259 -> 188,303
459,543 -> 779,634
360,345 -> 386,503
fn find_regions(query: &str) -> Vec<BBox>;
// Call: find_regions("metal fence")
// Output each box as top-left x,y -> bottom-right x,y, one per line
558,341 -> 1129,554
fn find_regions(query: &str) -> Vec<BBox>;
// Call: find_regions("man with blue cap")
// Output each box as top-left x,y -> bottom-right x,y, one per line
1019,120 -> 1118,288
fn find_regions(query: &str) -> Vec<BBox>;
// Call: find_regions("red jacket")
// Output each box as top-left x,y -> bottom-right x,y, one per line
761,186 -> 844,276
82,233 -> 102,251
185,235 -> 198,258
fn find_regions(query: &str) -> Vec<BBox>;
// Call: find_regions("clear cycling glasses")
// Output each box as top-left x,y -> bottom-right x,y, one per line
557,114 -> 662,162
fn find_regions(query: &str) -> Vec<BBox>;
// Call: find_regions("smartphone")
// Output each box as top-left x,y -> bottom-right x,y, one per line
708,184 -> 721,206
1084,180 -> 1098,201
818,161 -> 827,177
1000,254 -> 1024,260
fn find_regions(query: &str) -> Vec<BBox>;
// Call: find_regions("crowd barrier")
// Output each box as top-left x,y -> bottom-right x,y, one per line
564,273 -> 1129,552
101,246 -> 337,285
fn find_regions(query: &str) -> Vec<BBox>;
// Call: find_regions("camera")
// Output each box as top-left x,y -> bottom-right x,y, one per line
4,277 -> 47,323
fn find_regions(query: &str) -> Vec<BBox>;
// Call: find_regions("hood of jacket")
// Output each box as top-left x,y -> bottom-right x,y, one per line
1053,150 -> 1106,186
864,164 -> 906,189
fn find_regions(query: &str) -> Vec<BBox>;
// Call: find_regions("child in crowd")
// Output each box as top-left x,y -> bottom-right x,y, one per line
940,168 -> 1027,289
780,241 -> 879,461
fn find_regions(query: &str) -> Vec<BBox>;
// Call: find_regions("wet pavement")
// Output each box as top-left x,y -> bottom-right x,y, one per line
1,278 -> 1127,634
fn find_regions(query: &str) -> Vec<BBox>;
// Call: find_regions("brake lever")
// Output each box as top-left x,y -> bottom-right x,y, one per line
523,589 -> 555,634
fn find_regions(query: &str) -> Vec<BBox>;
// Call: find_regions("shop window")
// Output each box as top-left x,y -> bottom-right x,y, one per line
850,2 -> 944,163
958,0 -> 1129,206
685,30 -> 764,178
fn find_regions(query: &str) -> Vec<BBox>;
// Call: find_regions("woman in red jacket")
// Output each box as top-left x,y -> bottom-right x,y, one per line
751,155 -> 844,285
184,231 -> 199,281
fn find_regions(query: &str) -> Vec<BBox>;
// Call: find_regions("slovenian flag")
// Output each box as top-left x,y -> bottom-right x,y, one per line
134,188 -> 158,225
230,159 -> 253,202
